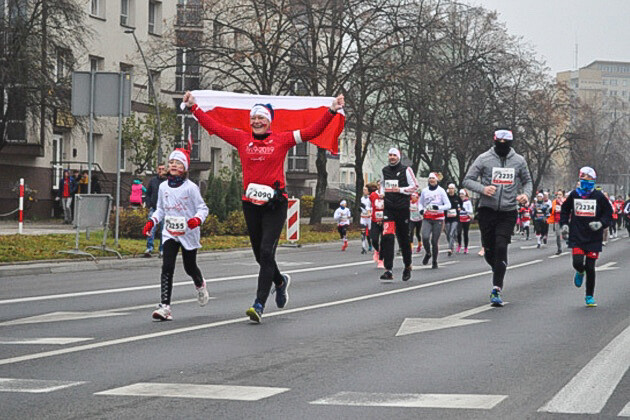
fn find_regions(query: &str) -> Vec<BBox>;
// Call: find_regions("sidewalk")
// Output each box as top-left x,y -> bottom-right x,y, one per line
0,219 -> 76,236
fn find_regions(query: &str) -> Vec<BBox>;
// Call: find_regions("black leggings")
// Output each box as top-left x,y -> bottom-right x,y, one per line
409,220 -> 422,244
478,208 -> 517,290
242,199 -> 287,307
338,225 -> 348,239
572,254 -> 596,296
160,239 -> 204,305
370,222 -> 383,259
457,221 -> 470,248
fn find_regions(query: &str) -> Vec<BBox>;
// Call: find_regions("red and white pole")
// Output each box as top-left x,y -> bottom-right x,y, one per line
18,178 -> 24,234
286,198 -> 300,243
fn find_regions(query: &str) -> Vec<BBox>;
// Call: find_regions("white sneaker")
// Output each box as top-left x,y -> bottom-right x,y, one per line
152,304 -> 172,321
196,281 -> 209,307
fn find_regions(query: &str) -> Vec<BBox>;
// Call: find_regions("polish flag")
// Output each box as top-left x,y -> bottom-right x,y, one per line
182,90 -> 345,154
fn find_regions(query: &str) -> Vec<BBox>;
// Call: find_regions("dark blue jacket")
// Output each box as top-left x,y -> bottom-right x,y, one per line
57,176 -> 77,198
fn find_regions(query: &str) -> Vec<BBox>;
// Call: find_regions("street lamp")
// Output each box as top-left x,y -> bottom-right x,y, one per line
124,28 -> 162,166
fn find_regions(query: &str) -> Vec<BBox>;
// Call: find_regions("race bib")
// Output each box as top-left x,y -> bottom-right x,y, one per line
555,205 -> 561,212
384,179 -> 399,192
523,212 -> 530,219
574,199 -> 597,217
245,183 -> 275,205
361,209 -> 371,218
491,167 -> 515,185
374,199 -> 384,210
447,209 -> 457,217
165,216 -> 186,236
374,210 -> 384,221
411,210 -> 420,220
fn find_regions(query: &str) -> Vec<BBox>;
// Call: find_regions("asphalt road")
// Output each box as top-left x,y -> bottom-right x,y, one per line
1,231 -> 629,419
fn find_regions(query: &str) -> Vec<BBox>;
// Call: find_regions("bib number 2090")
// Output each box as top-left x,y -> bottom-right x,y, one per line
245,183 -> 275,205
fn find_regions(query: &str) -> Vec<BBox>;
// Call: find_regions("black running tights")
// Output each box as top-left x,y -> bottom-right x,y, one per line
572,254 -> 596,296
161,239 -> 204,305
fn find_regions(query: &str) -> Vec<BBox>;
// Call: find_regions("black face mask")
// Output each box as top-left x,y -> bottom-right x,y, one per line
494,141 -> 511,157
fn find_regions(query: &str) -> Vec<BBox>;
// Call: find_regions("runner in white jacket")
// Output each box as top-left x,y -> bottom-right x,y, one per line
419,172 -> 451,269
360,187 -> 372,254
143,148 -> 209,321
334,199 -> 352,251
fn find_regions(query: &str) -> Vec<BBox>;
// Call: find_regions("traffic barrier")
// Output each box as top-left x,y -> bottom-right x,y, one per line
18,178 -> 24,234
286,197 -> 300,244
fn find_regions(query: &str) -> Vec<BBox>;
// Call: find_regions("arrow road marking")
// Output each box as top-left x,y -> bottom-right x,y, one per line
0,378 -> 86,393
396,304 -> 501,337
0,259 -> 542,367
538,323 -> 630,415
620,402 -> 630,417
598,262 -> 618,272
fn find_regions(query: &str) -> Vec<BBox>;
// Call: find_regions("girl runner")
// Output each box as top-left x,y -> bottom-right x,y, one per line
368,182 -> 385,268
334,199 -> 351,251
142,147 -> 209,321
182,91 -> 344,323
560,167 -> 613,307
409,192 -> 422,253
360,187 -> 372,254
457,189 -> 473,253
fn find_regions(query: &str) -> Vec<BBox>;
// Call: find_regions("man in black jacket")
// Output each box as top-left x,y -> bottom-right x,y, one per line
379,148 -> 419,282
144,163 -> 167,257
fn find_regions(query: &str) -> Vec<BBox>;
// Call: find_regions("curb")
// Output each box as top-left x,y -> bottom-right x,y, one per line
0,240 -> 362,278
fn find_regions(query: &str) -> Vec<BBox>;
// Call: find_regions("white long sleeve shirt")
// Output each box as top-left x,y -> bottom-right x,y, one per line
334,207 -> 351,226
360,196 -> 372,227
419,185 -> 451,220
151,179 -> 209,250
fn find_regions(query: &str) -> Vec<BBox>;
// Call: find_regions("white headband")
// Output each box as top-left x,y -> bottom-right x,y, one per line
250,105 -> 272,122
459,189 -> 468,196
428,172 -> 438,180
579,166 -> 597,179
169,150 -> 189,171
494,129 -> 513,141
340,200 -> 347,206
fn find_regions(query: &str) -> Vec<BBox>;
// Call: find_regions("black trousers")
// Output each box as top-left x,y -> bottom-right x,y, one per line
160,239 -> 204,305
477,207 -> 518,290
370,222 -> 383,259
409,220 -> 422,243
457,221 -> 470,248
242,199 -> 287,306
381,207 -> 412,270
572,254 -> 596,296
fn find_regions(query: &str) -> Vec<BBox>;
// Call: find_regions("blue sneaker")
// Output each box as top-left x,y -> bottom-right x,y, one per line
273,274 -> 291,309
246,301 -> 264,323
585,295 -> 597,307
490,289 -> 504,307
574,271 -> 585,288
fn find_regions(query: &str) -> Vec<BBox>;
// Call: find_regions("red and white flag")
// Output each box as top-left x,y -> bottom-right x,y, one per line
186,129 -> 193,152
182,90 -> 345,154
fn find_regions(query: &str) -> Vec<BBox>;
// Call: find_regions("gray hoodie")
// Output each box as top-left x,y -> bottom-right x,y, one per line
463,147 -> 532,212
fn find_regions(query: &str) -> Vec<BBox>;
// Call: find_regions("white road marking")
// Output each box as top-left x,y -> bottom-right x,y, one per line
0,259 -> 542,367
412,261 -> 458,270
598,262 -> 619,272
95,383 -> 289,401
0,298 -> 205,326
520,245 -> 541,249
619,402 -> 630,417
0,261 -> 377,305
0,378 -> 86,393
396,304 -> 500,336
310,391 -> 507,409
0,337 -> 93,345
538,324 -> 630,414
549,252 -> 570,259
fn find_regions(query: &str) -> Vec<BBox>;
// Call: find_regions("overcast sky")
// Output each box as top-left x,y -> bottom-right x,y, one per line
471,0 -> 630,76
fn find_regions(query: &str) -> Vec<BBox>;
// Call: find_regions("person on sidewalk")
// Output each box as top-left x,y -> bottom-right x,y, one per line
144,163 -> 167,257
419,172 -> 451,269
142,147 -> 209,321
56,169 -> 77,224
463,129 -> 532,307
560,166 -> 613,307
379,148 -> 418,281
334,199 -> 351,251
129,179 -> 146,209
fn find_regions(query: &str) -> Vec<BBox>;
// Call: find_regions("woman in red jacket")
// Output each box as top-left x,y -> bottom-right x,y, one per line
182,91 -> 344,323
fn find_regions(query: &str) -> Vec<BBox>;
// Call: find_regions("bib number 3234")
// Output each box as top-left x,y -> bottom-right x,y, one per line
245,183 -> 275,205
492,167 -> 515,185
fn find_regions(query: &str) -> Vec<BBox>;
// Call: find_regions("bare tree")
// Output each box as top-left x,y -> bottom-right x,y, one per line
0,0 -> 88,154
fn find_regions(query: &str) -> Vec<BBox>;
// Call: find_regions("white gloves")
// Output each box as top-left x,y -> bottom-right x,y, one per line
589,221 -> 603,231
561,224 -> 569,239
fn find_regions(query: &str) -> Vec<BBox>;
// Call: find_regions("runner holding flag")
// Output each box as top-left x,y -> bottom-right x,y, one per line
182,90 -> 345,323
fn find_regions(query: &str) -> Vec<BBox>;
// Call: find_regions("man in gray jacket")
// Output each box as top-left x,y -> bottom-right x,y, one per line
463,129 -> 532,307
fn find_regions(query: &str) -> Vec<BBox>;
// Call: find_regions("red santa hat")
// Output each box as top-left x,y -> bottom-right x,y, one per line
169,148 -> 190,171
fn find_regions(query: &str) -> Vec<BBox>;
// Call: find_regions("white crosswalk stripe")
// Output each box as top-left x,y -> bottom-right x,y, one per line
0,378 -> 85,393
95,383 -> 289,401
310,391 -> 507,409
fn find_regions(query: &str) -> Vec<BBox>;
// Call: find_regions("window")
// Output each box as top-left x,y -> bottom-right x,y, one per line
120,0 -> 134,26
175,48 -> 200,92
148,1 -> 161,35
119,62 -> 134,77
288,142 -> 308,171
213,20 -> 225,48
5,89 -> 27,143
176,114 -> 200,161
55,49 -> 68,83
89,56 -> 104,72
90,0 -> 105,18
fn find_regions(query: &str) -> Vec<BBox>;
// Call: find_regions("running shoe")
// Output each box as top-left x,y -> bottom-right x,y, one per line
555,250 -> 562,255
432,261 -> 438,269
585,295 -> 597,307
196,281 -> 209,306
273,274 -> 291,309
377,259 -> 384,269
574,271 -> 585,288
537,243 -> 541,249
422,253 -> 431,265
416,244 -> 422,253
380,270 -> 393,281
464,247 -> 469,254
152,304 -> 172,321
456,245 -> 461,253
402,266 -> 412,281
143,248 -> 152,258
447,250 -> 453,257
543,237 -> 548,244
490,289 -> 504,307
342,241 -> 348,251
246,302 -> 264,323
373,250 -> 379,262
